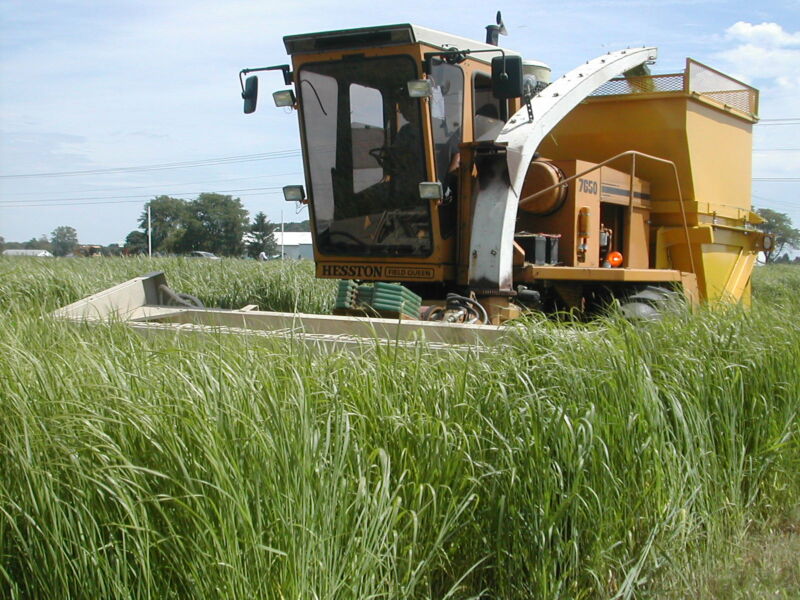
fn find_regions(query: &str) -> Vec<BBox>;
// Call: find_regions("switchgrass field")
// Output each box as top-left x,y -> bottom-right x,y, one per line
1,257 -> 799,598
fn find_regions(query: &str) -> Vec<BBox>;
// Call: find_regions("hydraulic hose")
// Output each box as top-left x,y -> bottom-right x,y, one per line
158,284 -> 205,308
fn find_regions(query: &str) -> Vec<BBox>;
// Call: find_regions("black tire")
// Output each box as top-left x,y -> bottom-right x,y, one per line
619,286 -> 680,321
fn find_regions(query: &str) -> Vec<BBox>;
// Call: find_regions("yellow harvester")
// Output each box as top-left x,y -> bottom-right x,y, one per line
55,20 -> 771,345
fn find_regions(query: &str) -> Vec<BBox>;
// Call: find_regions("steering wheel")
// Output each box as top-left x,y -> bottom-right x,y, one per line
368,146 -> 389,168
328,230 -> 368,248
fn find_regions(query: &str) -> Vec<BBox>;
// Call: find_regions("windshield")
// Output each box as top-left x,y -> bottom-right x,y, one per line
299,55 -> 431,257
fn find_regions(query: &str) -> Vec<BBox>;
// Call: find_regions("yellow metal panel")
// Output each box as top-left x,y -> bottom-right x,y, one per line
518,266 -> 684,282
538,93 -> 755,213
699,243 -> 741,302
625,207 -> 650,268
680,272 -> 700,307
685,100 -> 753,212
536,83 -> 759,306
537,95 -> 695,201
516,160 -> 601,267
725,251 -> 756,305
659,225 -> 714,249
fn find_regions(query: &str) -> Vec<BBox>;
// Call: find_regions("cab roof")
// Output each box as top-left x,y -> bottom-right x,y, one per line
283,23 -> 548,69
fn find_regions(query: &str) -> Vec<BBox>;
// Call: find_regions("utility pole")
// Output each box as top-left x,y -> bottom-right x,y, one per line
147,205 -> 152,258
281,209 -> 284,260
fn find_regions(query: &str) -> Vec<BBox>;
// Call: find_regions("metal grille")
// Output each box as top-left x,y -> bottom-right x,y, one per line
687,59 -> 758,115
590,59 -> 758,117
591,73 -> 684,96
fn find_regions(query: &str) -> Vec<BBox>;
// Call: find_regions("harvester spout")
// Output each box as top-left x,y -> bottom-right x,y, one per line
468,47 -> 658,291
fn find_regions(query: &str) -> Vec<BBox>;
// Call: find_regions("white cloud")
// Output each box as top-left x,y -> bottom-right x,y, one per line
719,44 -> 800,83
716,23 -> 800,83
713,22 -> 800,227
725,21 -> 800,47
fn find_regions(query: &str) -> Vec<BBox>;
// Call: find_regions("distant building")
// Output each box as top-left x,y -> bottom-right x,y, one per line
3,249 -> 54,257
275,231 -> 313,260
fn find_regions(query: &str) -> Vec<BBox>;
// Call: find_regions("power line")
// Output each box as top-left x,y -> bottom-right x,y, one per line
0,187 -> 287,208
752,201 -> 800,212
0,190 -> 286,208
751,199 -> 800,207
751,194 -> 800,206
753,178 -> 800,182
2,175 -> 797,206
1,172 -> 302,198
0,150 -> 302,179
5,191 -> 797,211
755,120 -> 800,126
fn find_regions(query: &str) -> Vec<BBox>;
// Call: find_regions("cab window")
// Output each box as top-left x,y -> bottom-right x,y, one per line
473,72 -> 505,141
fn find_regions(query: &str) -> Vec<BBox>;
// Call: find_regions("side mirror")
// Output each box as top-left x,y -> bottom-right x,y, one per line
491,55 -> 524,99
243,75 -> 259,114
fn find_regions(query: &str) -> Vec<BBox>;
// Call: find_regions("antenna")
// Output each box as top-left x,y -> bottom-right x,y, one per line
485,11 -> 508,46
497,11 -> 507,36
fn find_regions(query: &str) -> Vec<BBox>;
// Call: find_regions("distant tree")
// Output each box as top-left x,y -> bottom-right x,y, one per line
0,235 -> 5,252
50,226 -> 78,257
283,220 -> 311,232
104,243 -> 123,257
23,235 -> 52,251
247,212 -> 277,258
132,193 -> 250,256
183,193 -> 249,256
755,208 -> 800,263
138,196 -> 191,253
124,230 -> 149,255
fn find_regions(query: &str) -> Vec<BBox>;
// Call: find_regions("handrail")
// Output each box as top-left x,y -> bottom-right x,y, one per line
518,150 -> 697,275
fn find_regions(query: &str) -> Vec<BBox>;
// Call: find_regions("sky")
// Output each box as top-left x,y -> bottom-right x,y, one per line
1,0 -> 798,246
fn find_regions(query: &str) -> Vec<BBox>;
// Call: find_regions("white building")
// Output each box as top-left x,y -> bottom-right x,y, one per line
2,249 -> 54,257
275,232 -> 313,260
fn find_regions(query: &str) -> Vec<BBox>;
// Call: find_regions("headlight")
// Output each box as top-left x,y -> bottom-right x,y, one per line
282,185 -> 306,203
418,181 -> 443,200
407,79 -> 433,98
273,90 -> 296,108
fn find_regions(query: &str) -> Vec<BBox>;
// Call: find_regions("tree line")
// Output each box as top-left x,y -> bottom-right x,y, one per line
124,194 -> 310,258
0,226 -> 105,257
1,199 -> 796,261
0,193 -> 309,258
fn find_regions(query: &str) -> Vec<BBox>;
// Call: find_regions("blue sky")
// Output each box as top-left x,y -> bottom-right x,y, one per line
1,0 -> 798,245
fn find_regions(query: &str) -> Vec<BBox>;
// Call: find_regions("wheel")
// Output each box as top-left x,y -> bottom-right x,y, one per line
619,301 -> 660,321
619,286 -> 680,321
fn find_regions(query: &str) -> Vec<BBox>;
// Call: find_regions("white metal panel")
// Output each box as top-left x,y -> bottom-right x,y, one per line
410,25 -> 548,68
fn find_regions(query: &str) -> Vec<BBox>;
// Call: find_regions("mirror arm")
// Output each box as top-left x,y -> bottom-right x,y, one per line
239,64 -> 293,93
423,48 -> 506,75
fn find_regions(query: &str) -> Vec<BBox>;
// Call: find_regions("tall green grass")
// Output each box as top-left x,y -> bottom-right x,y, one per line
0,256 -> 335,314
1,258 -> 798,598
